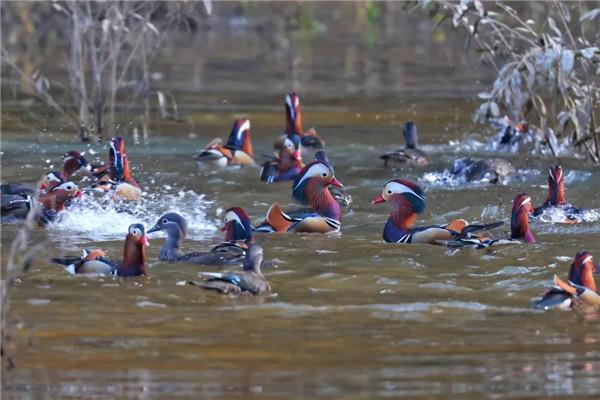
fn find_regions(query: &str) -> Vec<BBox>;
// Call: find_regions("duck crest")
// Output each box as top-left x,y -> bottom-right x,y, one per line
224,207 -> 253,243
226,119 -> 253,157
569,251 -> 597,292
285,92 -> 302,136
547,165 -> 566,205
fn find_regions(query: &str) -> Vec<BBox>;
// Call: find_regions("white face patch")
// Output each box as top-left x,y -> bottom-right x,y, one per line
284,137 -> 295,150
224,210 -> 245,229
129,226 -> 142,236
383,181 -> 424,201
47,172 -> 62,182
235,119 -> 251,141
293,162 -> 331,190
582,255 -> 593,265
549,167 -> 562,182
54,181 -> 78,193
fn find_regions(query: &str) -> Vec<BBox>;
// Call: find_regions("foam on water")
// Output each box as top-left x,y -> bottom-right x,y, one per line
535,206 -> 600,224
49,189 -> 216,242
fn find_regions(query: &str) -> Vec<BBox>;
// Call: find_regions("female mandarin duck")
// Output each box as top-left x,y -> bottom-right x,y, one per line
51,223 -> 149,276
256,160 -> 343,234
380,122 -> 429,167
371,179 -> 504,245
197,118 -> 254,168
148,207 -> 252,265
534,251 -> 600,309
449,157 -> 516,184
534,165 -> 586,223
443,193 -> 536,248
92,137 -> 142,201
274,92 -> 325,150
260,134 -> 303,182
188,244 -> 270,295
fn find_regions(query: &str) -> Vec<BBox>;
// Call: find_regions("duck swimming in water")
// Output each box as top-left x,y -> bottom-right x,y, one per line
188,243 -> 270,295
380,121 -> 429,167
448,157 -> 516,185
1,171 -> 65,197
260,134 -> 303,183
533,165 -> 588,223
197,118 -> 255,168
534,251 -> 600,309
256,160 -> 343,234
148,207 -> 253,266
372,179 -> 504,245
92,137 -> 142,201
51,223 -> 149,276
274,92 -> 325,150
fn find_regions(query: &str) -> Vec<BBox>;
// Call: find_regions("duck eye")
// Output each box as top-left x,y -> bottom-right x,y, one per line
66,185 -> 73,190
321,172 -> 328,177
387,190 -> 392,194
162,219 -> 168,224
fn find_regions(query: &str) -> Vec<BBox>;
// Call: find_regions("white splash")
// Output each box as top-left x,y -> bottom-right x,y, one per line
49,189 -> 217,242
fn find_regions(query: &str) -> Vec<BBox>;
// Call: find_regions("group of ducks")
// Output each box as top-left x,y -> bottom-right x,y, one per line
1,92 -> 598,307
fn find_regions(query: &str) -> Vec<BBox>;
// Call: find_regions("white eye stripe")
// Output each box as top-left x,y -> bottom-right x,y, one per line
385,182 -> 424,200
224,211 -> 243,227
286,95 -> 296,120
519,197 -> 531,207
582,255 -> 593,264
293,163 -> 331,190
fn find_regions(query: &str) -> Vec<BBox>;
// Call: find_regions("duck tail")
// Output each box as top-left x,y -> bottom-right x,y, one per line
50,256 -> 81,267
188,280 -> 240,295
457,221 -> 504,237
265,202 -> 293,233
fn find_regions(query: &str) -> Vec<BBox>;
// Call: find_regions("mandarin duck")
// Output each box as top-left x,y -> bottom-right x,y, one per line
313,150 -> 352,208
274,92 -> 325,150
2,181 -> 81,224
148,207 -> 252,266
255,160 -> 343,234
51,223 -> 149,276
91,137 -> 142,201
371,179 -> 504,245
188,244 -> 271,295
1,171 -> 64,196
62,151 -> 92,179
533,165 -> 587,223
380,121 -> 428,167
442,193 -> 537,248
197,118 -> 255,168
491,116 -> 529,151
260,134 -> 303,182
534,251 -> 600,309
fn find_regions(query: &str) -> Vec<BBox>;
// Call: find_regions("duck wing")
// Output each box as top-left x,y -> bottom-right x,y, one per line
533,288 -> 573,310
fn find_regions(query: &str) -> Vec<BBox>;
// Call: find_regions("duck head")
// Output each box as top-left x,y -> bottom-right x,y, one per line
511,193 -> 535,243
372,179 -> 425,229
292,161 -> 342,219
122,223 -> 149,276
221,207 -> 253,243
40,171 -> 65,191
40,181 -> 82,211
243,243 -> 264,273
281,134 -> 302,163
148,212 -> 187,239
568,251 -> 598,292
547,165 -> 566,206
63,151 -> 91,179
403,122 -> 418,149
225,118 -> 253,157
285,92 -> 302,136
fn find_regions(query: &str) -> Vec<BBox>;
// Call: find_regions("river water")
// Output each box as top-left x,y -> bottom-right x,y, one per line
2,3 -> 600,399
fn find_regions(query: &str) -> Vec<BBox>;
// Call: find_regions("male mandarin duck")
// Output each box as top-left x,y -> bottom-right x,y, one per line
260,134 -> 303,183
450,157 -> 516,184
188,244 -> 271,295
443,193 -> 537,248
534,251 -> 600,309
255,160 -> 343,234
1,171 -> 65,196
2,181 -> 82,223
148,207 -> 252,266
371,179 -> 504,245
274,92 -> 325,150
62,151 -> 92,179
380,121 -> 429,167
533,165 -> 586,223
51,223 -> 149,276
197,118 -> 255,168
490,116 -> 529,151
92,137 -> 142,201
